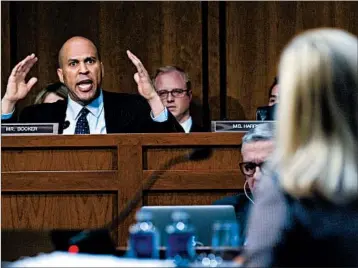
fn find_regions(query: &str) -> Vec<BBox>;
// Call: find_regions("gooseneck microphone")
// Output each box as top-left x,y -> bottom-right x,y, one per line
68,148 -> 212,252
63,121 -> 70,130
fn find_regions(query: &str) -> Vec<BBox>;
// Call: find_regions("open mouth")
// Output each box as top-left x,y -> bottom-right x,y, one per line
76,79 -> 93,92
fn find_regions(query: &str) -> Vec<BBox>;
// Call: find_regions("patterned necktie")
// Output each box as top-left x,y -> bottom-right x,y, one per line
74,108 -> 90,134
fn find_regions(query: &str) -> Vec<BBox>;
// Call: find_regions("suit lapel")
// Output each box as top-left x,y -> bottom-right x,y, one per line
102,90 -> 121,133
56,100 -> 68,134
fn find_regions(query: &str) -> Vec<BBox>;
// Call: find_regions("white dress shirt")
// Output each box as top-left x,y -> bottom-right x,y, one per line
63,89 -> 168,134
63,90 -> 106,134
180,116 -> 193,133
2,89 -> 169,134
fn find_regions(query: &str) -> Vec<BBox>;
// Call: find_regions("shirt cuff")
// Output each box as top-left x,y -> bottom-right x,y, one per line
2,109 -> 15,120
151,107 -> 168,122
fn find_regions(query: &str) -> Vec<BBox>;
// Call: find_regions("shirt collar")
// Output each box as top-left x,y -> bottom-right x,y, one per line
68,89 -> 104,120
180,116 -> 192,133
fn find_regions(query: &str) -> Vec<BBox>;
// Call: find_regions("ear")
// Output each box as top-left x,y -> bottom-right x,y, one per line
101,62 -> 104,78
188,90 -> 193,101
57,68 -> 64,83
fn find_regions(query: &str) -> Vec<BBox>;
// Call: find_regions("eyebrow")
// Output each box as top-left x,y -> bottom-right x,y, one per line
67,56 -> 97,62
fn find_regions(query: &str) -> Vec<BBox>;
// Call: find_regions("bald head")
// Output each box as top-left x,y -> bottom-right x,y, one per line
58,37 -> 100,68
56,36 -> 104,105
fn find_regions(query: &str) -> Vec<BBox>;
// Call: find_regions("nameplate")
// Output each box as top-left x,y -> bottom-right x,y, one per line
211,121 -> 275,132
1,123 -> 59,135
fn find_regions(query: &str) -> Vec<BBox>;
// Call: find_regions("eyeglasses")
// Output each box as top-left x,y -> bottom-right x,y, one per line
239,161 -> 266,176
156,89 -> 190,99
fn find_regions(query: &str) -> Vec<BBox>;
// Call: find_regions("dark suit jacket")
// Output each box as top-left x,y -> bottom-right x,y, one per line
3,91 -> 184,134
244,174 -> 358,267
189,122 -> 208,132
213,192 -> 252,244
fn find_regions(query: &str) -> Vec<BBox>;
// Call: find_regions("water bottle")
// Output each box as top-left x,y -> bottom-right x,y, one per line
165,211 -> 196,263
127,210 -> 159,259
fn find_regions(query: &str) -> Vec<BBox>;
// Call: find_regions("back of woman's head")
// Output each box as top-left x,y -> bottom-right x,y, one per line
34,82 -> 68,105
277,28 -> 358,203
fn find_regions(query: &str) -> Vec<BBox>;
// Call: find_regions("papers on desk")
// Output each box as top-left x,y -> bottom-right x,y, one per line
5,251 -> 176,267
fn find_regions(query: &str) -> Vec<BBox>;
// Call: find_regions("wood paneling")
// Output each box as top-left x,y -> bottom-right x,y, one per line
2,171 -> 119,191
1,2 -> 10,98
145,148 -> 241,170
144,191 -> 238,206
2,193 -> 116,229
1,2 -> 357,120
207,2 -> 221,121
2,133 -> 244,246
226,1 -> 358,120
1,148 -> 117,171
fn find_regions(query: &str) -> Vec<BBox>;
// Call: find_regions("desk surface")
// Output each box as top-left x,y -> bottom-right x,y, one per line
5,251 -> 241,267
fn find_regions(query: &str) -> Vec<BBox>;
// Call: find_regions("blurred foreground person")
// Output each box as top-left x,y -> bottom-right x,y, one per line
243,28 -> 358,267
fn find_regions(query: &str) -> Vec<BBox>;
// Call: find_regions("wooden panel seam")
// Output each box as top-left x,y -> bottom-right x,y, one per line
143,170 -> 244,190
1,171 -> 118,191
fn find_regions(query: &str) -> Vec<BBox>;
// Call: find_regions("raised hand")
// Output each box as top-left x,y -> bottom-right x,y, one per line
126,50 -> 158,101
4,54 -> 38,102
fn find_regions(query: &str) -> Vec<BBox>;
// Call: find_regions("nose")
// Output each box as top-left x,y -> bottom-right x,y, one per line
252,166 -> 262,183
79,62 -> 89,74
166,93 -> 174,102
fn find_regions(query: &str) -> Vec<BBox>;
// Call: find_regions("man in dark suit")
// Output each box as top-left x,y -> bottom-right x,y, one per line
1,36 -> 183,134
152,66 -> 205,133
213,123 -> 275,242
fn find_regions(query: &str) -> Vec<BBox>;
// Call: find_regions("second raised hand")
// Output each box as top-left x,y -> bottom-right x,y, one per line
126,50 -> 158,101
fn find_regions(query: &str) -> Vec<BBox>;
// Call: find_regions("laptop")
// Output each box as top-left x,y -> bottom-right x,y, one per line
139,205 -> 237,246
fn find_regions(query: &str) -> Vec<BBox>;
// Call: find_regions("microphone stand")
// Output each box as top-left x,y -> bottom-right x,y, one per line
69,148 -> 212,251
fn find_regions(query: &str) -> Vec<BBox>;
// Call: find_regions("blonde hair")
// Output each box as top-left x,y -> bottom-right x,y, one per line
34,82 -> 68,105
153,66 -> 191,91
276,28 -> 358,203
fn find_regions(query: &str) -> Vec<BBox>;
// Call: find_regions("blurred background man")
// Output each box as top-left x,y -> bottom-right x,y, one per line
153,66 -> 204,133
213,122 -> 275,241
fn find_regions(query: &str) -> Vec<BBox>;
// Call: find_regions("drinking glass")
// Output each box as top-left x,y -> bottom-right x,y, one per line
211,221 -> 241,261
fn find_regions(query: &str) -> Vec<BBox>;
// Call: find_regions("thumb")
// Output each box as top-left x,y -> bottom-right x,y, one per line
133,73 -> 140,84
26,77 -> 38,91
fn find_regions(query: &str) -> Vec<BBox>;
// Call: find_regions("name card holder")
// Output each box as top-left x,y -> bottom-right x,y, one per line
1,123 -> 59,136
211,121 -> 275,132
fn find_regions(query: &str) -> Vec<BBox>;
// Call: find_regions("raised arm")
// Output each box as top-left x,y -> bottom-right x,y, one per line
1,54 -> 38,114
126,50 -> 165,117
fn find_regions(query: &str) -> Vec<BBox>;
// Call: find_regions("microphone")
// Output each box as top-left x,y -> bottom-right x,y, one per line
63,121 -> 70,130
68,147 -> 212,253
256,104 -> 277,121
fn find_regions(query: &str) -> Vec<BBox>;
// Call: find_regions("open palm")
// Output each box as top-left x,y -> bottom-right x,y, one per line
4,54 -> 38,102
126,50 -> 157,100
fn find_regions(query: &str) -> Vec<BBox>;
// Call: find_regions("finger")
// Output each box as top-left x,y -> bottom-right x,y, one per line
10,61 -> 23,79
26,77 -> 38,91
133,73 -> 140,84
21,57 -> 38,76
17,57 -> 38,80
127,50 -> 149,77
15,54 -> 36,76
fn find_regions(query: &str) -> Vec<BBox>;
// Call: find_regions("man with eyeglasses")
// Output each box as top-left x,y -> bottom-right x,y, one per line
152,66 -> 204,133
213,122 -> 275,241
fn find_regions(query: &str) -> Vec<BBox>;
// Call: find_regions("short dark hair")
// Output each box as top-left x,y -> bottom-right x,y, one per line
268,76 -> 278,98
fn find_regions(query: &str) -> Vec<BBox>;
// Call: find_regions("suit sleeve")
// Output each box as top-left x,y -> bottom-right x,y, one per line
133,96 -> 184,133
